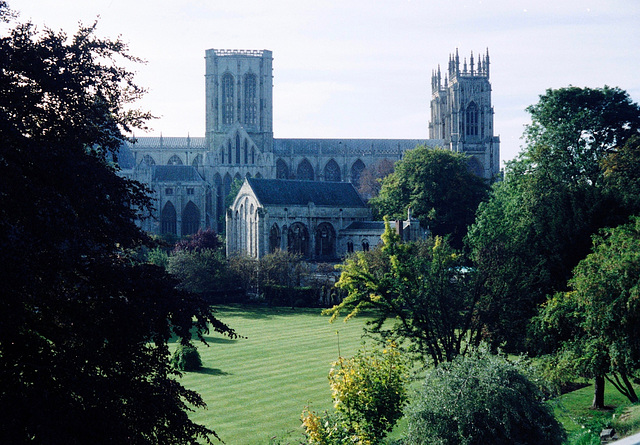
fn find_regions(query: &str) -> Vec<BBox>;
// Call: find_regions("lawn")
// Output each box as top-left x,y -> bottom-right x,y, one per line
555,380 -> 640,442
175,305 -> 375,444
176,304 -> 640,444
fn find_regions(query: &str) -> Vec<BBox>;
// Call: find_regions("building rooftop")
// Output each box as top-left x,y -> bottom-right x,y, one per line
247,178 -> 367,208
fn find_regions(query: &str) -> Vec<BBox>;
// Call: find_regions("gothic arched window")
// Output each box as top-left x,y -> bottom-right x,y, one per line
244,139 -> 248,164
192,154 -> 203,166
466,101 -> 479,137
276,158 -> 289,179
288,222 -> 309,257
181,201 -> 200,236
324,159 -> 341,182
235,134 -> 241,164
350,160 -> 365,189
251,147 -> 255,164
227,141 -> 232,165
222,73 -> 234,125
223,173 -> 232,201
244,73 -> 258,125
161,201 -> 177,235
269,223 -> 281,253
315,223 -> 336,258
140,154 -> 156,166
297,159 -> 314,181
167,155 -> 183,165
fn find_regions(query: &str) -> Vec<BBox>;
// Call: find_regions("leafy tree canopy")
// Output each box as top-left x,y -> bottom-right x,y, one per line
524,86 -> 640,186
370,146 -> 489,249
406,348 -> 566,445
326,223 -> 485,366
533,217 -> 640,407
0,7 -> 234,443
467,86 -> 640,351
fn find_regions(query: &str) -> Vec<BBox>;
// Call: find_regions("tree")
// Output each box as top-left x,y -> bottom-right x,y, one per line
0,9 -> 235,443
370,146 -> 489,249
405,348 -> 566,445
602,135 -> 640,214
357,158 -> 394,201
167,248 -> 232,300
326,223 -> 485,366
524,86 -> 640,187
467,86 -> 640,351
174,228 -> 224,253
302,343 -> 408,445
533,217 -> 640,408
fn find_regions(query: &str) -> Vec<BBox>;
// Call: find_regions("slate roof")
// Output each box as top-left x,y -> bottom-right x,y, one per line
247,178 -> 367,208
273,138 -> 443,156
122,136 -> 446,158
151,165 -> 204,182
343,221 -> 389,231
124,136 -> 207,150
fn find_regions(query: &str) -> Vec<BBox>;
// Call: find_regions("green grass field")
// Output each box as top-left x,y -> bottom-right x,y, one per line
175,305 -> 640,444
174,305 -> 375,444
554,380 -> 640,442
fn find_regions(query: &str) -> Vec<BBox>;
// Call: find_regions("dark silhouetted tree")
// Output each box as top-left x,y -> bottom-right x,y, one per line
0,7 -> 235,443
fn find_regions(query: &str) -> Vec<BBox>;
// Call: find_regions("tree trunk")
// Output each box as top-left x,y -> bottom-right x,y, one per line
592,375 -> 606,409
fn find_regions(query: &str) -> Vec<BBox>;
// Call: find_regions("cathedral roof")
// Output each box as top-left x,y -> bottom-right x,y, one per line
273,138 -> 442,156
246,178 -> 367,208
124,136 -> 207,150
343,221 -> 389,231
151,165 -> 205,182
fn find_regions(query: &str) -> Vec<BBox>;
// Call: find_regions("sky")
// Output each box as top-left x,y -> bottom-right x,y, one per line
6,0 -> 640,167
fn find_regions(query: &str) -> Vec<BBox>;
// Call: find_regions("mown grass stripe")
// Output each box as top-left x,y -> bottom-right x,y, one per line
177,305 -> 371,444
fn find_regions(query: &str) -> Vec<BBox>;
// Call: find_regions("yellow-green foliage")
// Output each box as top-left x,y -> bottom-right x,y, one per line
302,343 -> 408,444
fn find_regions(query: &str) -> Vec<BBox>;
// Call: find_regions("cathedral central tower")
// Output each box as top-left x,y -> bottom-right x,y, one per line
204,49 -> 273,155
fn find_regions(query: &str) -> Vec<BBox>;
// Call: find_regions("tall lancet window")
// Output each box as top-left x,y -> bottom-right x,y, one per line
466,101 -> 479,137
244,73 -> 258,125
222,73 -> 234,125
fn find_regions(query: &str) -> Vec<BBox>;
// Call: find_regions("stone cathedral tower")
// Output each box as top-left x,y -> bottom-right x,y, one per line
429,49 -> 500,178
204,49 -> 274,167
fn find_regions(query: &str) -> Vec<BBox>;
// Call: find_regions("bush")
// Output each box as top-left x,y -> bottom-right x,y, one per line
405,347 -> 566,445
171,344 -> 202,372
302,343 -> 408,444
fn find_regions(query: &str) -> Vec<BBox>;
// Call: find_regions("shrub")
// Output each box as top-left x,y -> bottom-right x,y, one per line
405,347 -> 566,445
147,247 -> 169,268
302,343 -> 408,444
171,344 -> 202,372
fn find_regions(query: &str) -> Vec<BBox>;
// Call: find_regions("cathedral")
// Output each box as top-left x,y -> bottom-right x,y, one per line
119,48 -> 500,259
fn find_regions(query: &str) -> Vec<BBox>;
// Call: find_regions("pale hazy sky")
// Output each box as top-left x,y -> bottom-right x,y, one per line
7,0 -> 640,166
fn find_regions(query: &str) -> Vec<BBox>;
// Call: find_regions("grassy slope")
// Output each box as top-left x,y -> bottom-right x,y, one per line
176,305 -> 373,444
555,380 -> 640,441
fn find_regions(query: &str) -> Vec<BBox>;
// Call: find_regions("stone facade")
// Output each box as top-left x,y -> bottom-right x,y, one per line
119,48 -> 500,240
226,178 -> 427,259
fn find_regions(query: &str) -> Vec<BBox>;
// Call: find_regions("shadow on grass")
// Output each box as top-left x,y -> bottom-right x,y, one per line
213,304 -> 326,320
201,336 -> 238,344
193,367 -> 231,376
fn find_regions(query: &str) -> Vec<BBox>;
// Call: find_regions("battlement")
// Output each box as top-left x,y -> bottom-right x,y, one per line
209,49 -> 271,57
